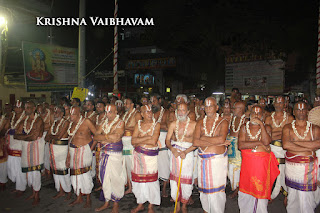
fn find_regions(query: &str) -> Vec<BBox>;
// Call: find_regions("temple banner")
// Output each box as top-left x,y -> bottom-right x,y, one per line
22,41 -> 78,92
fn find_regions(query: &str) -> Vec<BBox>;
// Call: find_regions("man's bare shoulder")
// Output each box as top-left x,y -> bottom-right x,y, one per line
265,116 -> 272,124
283,123 -> 292,130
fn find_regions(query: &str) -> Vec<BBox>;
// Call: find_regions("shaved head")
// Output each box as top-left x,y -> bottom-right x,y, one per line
204,97 -> 217,107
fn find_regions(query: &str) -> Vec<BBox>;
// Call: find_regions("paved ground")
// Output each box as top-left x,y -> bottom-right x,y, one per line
0,176 -> 301,213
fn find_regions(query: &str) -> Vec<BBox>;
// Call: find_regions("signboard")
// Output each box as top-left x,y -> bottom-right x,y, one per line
94,70 -> 125,79
126,57 -> 176,70
225,59 -> 284,95
22,41 -> 78,92
134,74 -> 155,85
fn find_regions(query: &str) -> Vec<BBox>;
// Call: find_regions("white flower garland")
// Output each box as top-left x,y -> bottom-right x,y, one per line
271,111 -> 287,128
195,106 -> 200,120
138,118 -> 156,135
85,111 -> 96,119
43,109 -> 51,123
23,113 -> 39,135
246,122 -> 261,140
102,115 -> 120,134
51,118 -> 65,136
175,117 -> 190,142
67,116 -> 84,136
232,114 -> 246,133
153,106 -> 164,123
10,111 -> 25,129
203,113 -> 219,137
96,112 -> 107,126
123,108 -> 136,125
291,120 -> 311,140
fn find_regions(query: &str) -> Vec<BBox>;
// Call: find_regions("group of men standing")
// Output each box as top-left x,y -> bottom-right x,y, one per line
0,93 -> 320,213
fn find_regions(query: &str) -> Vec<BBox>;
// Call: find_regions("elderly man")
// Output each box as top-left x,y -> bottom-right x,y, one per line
115,100 -> 125,117
193,97 -> 229,213
122,98 -> 142,195
14,101 -> 44,206
45,106 -> 71,200
150,94 -> 170,197
282,101 -> 320,213
131,105 -> 161,213
94,104 -> 126,213
6,100 -> 27,197
227,101 -> 247,199
265,96 -> 294,203
238,105 -> 279,213
67,106 -> 97,208
166,103 -> 197,213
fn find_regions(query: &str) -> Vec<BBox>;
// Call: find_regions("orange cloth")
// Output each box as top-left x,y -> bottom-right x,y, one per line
239,150 -> 280,200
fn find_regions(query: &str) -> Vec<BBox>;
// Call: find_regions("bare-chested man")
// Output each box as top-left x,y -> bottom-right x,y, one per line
238,105 -> 279,213
67,106 -> 97,208
63,103 -> 72,121
0,111 -> 9,191
282,101 -> 320,212
227,101 -> 247,199
150,94 -> 171,197
265,96 -> 294,203
93,101 -> 107,190
14,101 -> 44,206
193,97 -> 229,213
258,98 -> 270,121
37,103 -> 53,178
94,104 -> 125,213
131,105 -> 161,213
221,101 -> 233,125
115,100 -> 125,117
45,106 -> 71,200
166,103 -> 197,213
6,100 -> 27,196
121,98 -> 142,194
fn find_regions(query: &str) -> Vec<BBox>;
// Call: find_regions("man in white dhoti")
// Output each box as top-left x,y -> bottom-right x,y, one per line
150,94 -> 170,197
14,101 -> 44,206
227,101 -> 247,199
45,106 -> 71,200
0,113 -> 9,191
121,98 -> 142,195
265,96 -> 294,204
193,97 -> 229,213
131,105 -> 161,213
282,101 -> 320,213
94,104 -> 126,213
67,106 -> 97,208
166,103 -> 197,213
6,100 -> 27,196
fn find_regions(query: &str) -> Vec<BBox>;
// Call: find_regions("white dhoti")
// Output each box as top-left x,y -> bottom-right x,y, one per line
6,135 -> 26,191
99,141 -> 126,202
21,137 -> 44,192
132,146 -> 160,205
158,131 -> 170,180
193,149 -> 198,181
169,141 -> 194,204
227,135 -> 242,191
49,138 -> 71,193
270,140 -> 287,199
43,132 -> 50,171
198,149 -> 228,213
285,152 -> 318,213
122,135 -> 133,183
238,191 -> 268,213
69,143 -> 93,196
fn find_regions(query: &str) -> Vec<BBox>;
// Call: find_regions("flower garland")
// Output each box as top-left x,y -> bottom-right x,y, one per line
203,113 -> 219,137
11,111 -> 25,129
195,106 -> 200,120
51,118 -> 65,136
246,122 -> 261,140
291,120 -> 311,140
232,114 -> 246,133
271,111 -> 287,128
122,108 -> 136,125
102,115 -> 120,134
67,116 -> 84,136
96,112 -> 107,126
138,118 -> 156,136
153,106 -> 164,123
23,113 -> 39,135
175,117 -> 190,142
43,109 -> 51,123
85,111 -> 96,119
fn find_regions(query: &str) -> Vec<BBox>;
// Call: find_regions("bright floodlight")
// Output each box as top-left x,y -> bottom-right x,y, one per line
212,92 -> 224,95
0,17 -> 6,26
